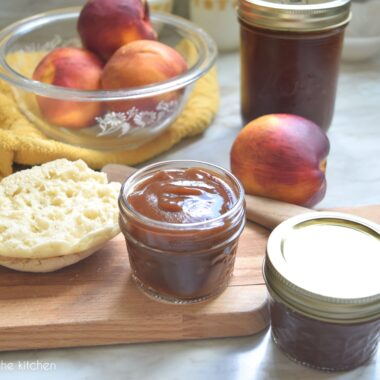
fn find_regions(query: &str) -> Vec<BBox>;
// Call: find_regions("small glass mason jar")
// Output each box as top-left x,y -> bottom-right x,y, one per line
264,212 -> 380,371
119,160 -> 246,304
238,0 -> 351,131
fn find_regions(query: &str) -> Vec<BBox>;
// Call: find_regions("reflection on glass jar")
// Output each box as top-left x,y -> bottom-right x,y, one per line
119,160 -> 246,304
268,295 -> 380,371
238,0 -> 351,131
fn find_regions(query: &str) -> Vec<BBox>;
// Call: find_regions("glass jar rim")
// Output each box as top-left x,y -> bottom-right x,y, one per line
0,8 -> 217,101
119,160 -> 245,230
238,0 -> 351,33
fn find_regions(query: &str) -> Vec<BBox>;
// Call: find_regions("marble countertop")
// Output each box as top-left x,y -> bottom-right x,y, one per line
0,51 -> 379,380
1,2 -> 380,379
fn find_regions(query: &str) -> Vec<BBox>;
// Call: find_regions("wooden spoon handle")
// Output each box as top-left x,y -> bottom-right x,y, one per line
102,164 -> 312,230
245,194 -> 312,230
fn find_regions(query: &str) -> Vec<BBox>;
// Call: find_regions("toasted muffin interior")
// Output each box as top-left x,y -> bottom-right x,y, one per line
0,159 -> 121,271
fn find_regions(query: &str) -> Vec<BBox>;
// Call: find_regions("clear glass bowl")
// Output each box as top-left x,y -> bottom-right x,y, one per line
0,8 -> 217,151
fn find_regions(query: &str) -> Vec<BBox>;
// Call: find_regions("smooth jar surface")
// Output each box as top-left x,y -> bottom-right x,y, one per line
268,294 -> 380,371
240,21 -> 346,130
119,161 -> 246,304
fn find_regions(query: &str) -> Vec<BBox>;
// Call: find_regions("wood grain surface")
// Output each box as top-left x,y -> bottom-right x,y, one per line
0,205 -> 378,352
0,221 -> 270,351
0,164 -> 378,351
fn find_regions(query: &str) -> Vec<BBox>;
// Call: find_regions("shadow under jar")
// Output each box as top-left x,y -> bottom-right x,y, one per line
119,160 -> 246,304
238,0 -> 352,131
264,212 -> 380,371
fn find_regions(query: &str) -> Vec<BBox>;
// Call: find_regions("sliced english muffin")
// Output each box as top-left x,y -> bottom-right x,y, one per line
0,159 -> 121,272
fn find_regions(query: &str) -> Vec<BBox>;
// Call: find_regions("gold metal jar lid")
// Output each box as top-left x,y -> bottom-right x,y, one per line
264,211 -> 380,323
238,0 -> 352,32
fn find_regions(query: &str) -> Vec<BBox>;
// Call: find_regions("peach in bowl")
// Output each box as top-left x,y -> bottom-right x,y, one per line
0,7 -> 216,151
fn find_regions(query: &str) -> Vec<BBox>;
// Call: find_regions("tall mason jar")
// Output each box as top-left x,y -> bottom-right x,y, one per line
238,0 -> 351,131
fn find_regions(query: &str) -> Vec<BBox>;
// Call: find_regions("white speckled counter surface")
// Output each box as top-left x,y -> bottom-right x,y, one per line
1,2 -> 379,379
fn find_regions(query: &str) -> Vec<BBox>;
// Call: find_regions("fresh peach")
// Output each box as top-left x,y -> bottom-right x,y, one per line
32,47 -> 103,129
230,114 -> 330,207
100,40 -> 188,113
78,0 -> 157,61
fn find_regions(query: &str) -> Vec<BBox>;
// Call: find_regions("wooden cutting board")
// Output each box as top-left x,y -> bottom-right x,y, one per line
0,167 -> 379,351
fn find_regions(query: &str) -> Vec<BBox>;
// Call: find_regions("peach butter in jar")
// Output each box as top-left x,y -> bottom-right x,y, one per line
119,160 -> 246,304
264,212 -> 380,371
238,0 -> 351,131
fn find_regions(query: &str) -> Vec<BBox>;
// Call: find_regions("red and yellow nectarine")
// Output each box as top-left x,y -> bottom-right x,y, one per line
32,47 -> 103,129
230,114 -> 330,207
78,0 -> 157,61
100,40 -> 188,113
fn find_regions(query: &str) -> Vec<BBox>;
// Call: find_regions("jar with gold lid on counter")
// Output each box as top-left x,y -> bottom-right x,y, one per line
238,0 -> 352,131
263,212 -> 380,371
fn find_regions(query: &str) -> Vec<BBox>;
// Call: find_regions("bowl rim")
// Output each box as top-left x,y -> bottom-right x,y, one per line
0,7 -> 217,101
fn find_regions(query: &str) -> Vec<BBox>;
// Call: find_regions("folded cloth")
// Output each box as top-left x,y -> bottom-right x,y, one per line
0,50 -> 219,179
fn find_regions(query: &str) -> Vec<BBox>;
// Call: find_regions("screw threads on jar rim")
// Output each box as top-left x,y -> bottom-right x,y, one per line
263,211 -> 380,324
238,0 -> 351,32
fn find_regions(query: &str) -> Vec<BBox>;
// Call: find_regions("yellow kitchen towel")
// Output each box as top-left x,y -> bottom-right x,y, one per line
0,52 -> 219,179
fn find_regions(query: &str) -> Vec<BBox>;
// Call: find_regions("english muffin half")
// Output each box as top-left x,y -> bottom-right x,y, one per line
0,159 -> 121,272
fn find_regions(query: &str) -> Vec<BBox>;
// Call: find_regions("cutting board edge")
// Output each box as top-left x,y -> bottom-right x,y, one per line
0,283 -> 270,352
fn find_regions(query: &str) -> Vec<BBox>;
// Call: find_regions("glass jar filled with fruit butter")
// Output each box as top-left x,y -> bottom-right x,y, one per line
264,212 -> 380,371
238,0 -> 351,130
118,160 -> 246,304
